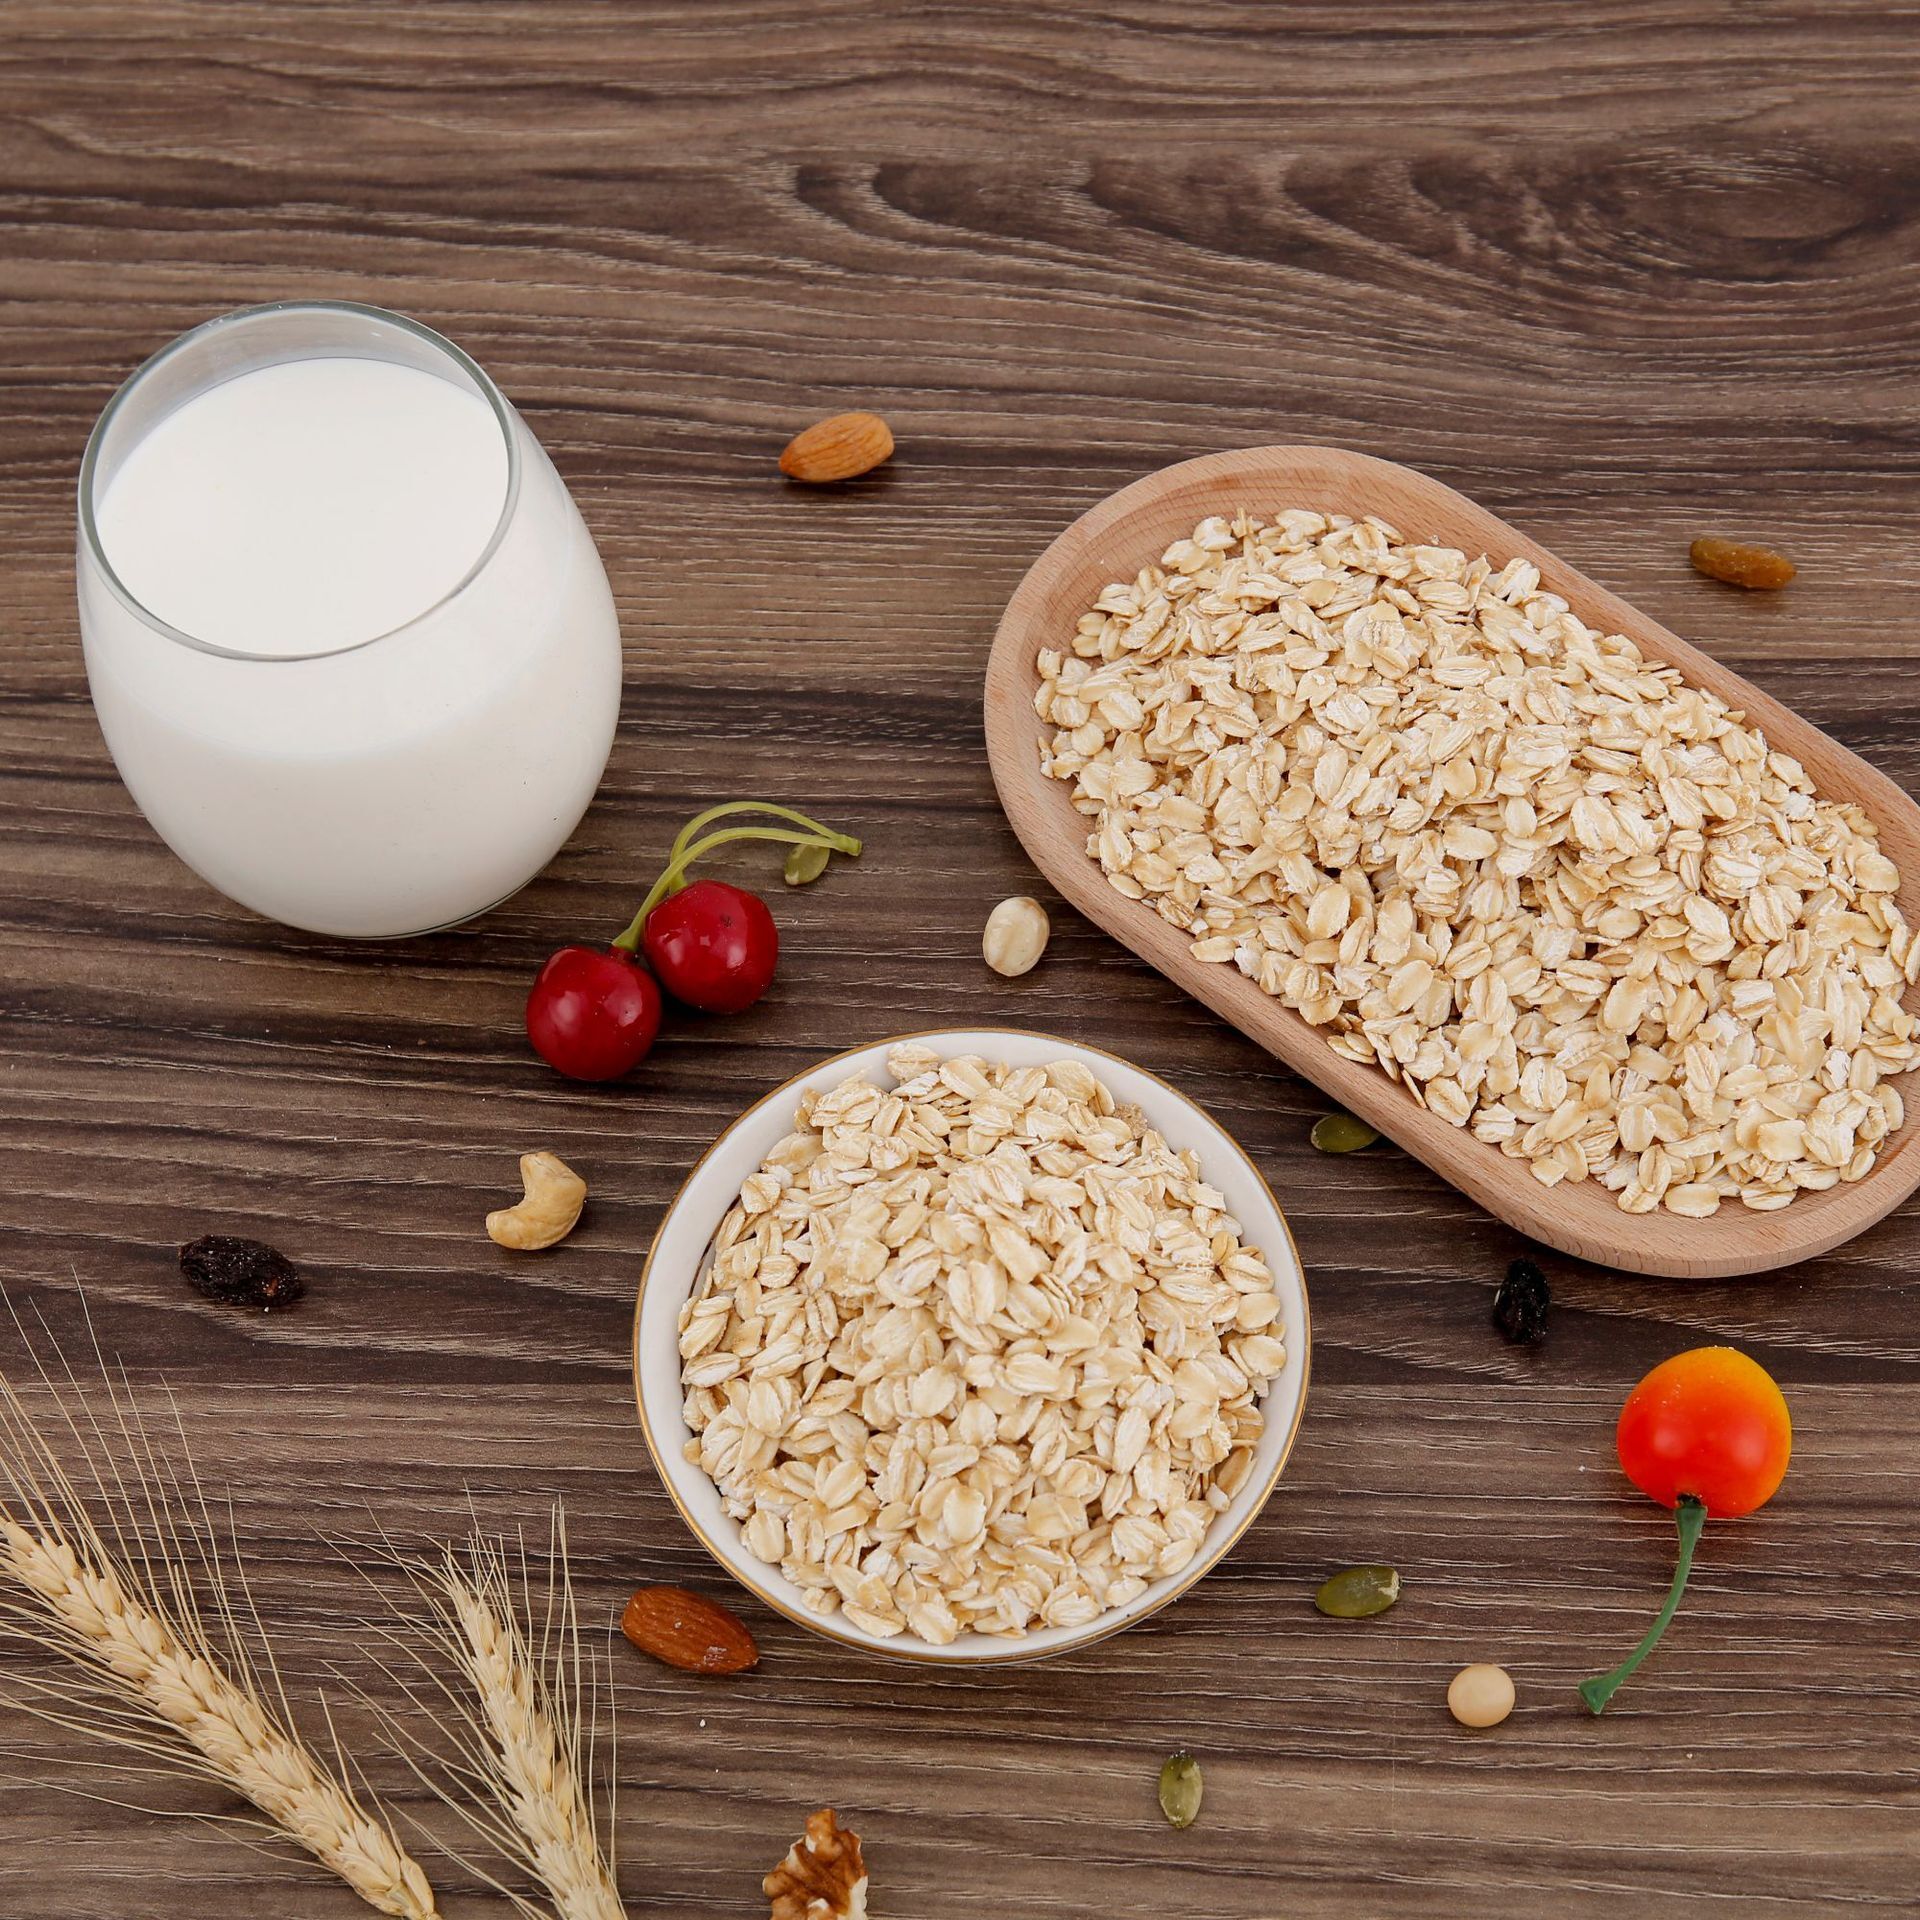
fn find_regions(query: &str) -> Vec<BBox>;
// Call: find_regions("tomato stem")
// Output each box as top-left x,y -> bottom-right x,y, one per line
1579,1493 -> 1708,1715
611,817 -> 861,951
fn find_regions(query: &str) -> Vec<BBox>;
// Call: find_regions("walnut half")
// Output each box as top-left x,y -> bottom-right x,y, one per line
765,1808 -> 869,1920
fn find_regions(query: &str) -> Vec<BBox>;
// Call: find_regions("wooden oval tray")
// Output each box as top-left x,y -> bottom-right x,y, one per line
984,446 -> 1920,1277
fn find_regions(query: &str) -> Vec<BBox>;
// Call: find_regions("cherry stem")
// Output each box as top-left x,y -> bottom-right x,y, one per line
669,801 -> 858,870
1578,1493 -> 1708,1715
611,822 -> 861,951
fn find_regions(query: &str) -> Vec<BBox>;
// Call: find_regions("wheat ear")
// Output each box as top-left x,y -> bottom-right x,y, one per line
0,1316 -> 439,1918
360,1517 -> 624,1920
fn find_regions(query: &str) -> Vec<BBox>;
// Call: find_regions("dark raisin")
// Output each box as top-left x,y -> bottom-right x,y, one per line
1491,1257 -> 1550,1345
179,1236 -> 304,1312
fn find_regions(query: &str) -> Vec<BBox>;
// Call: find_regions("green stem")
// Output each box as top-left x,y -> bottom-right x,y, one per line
1579,1494 -> 1708,1715
610,825 -> 860,951
668,801 -> 859,870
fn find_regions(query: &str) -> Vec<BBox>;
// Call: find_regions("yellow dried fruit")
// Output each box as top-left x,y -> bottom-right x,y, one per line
1689,536 -> 1796,590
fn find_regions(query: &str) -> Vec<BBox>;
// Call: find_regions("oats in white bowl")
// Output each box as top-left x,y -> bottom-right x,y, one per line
1036,509 -> 1920,1217
676,1044 -> 1288,1644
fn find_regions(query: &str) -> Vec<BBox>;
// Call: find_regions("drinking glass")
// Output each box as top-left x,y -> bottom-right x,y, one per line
77,301 -> 623,938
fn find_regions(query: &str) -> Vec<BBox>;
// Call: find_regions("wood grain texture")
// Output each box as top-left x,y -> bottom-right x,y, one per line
986,444 -> 1920,1276
2,2 -> 1920,1914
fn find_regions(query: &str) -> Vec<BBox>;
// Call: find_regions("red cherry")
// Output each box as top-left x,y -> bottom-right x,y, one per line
525,945 -> 662,1080
642,879 -> 779,1013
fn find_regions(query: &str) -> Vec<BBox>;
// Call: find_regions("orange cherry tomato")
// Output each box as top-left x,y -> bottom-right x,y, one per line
1614,1346 -> 1791,1520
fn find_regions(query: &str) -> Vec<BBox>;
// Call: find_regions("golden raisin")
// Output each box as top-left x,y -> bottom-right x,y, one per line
1689,536 -> 1796,590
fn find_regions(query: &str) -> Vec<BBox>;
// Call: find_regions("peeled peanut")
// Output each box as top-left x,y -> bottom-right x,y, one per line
486,1152 -> 587,1250
983,896 -> 1050,977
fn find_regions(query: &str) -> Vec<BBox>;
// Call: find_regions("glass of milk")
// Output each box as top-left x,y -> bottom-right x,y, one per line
77,301 -> 622,938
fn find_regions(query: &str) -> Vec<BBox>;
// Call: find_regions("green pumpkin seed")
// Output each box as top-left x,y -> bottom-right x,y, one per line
1158,1750 -> 1203,1830
783,841 -> 832,886
1311,1111 -> 1380,1154
1314,1564 -> 1401,1619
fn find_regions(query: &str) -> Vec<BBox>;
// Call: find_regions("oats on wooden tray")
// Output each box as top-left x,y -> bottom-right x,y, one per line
677,1045 -> 1289,1643
1035,509 -> 1920,1217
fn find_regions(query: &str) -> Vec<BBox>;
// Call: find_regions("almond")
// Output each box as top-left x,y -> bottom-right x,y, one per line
621,1584 -> 759,1673
778,410 -> 894,484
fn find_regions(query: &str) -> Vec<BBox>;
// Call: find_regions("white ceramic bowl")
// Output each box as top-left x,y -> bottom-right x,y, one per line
633,1028 -> 1312,1664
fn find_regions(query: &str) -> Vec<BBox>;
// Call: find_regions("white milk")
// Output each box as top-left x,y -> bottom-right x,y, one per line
79,314 -> 621,938
97,358 -> 511,658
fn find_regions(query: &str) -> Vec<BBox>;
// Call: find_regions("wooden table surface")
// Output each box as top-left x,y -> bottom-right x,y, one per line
3,5 -> 1918,1915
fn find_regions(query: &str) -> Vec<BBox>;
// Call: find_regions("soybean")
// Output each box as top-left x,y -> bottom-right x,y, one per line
1447,1663 -> 1516,1729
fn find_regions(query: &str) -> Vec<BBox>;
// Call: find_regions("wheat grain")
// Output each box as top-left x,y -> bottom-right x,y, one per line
441,1545 -> 622,1920
365,1521 -> 624,1920
0,1330 -> 438,1918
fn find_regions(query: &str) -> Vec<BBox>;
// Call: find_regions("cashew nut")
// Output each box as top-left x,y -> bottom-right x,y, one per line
486,1152 -> 587,1250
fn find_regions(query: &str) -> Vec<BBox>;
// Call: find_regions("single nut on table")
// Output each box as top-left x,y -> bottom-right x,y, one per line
622,1584 -> 759,1673
778,410 -> 894,484
765,1807 -> 868,1920
485,1152 -> 587,1250
1447,1661 -> 1516,1728
982,895 -> 1050,976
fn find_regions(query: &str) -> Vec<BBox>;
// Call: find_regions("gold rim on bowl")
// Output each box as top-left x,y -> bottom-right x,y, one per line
632,1026 -> 1312,1665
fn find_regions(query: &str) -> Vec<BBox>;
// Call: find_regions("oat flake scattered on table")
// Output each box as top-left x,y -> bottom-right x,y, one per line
678,1045 -> 1288,1642
1035,509 -> 1920,1217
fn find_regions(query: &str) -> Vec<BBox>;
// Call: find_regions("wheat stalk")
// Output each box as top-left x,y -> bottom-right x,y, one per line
440,1535 -> 623,1920
360,1517 -> 624,1920
0,1309 -> 439,1918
